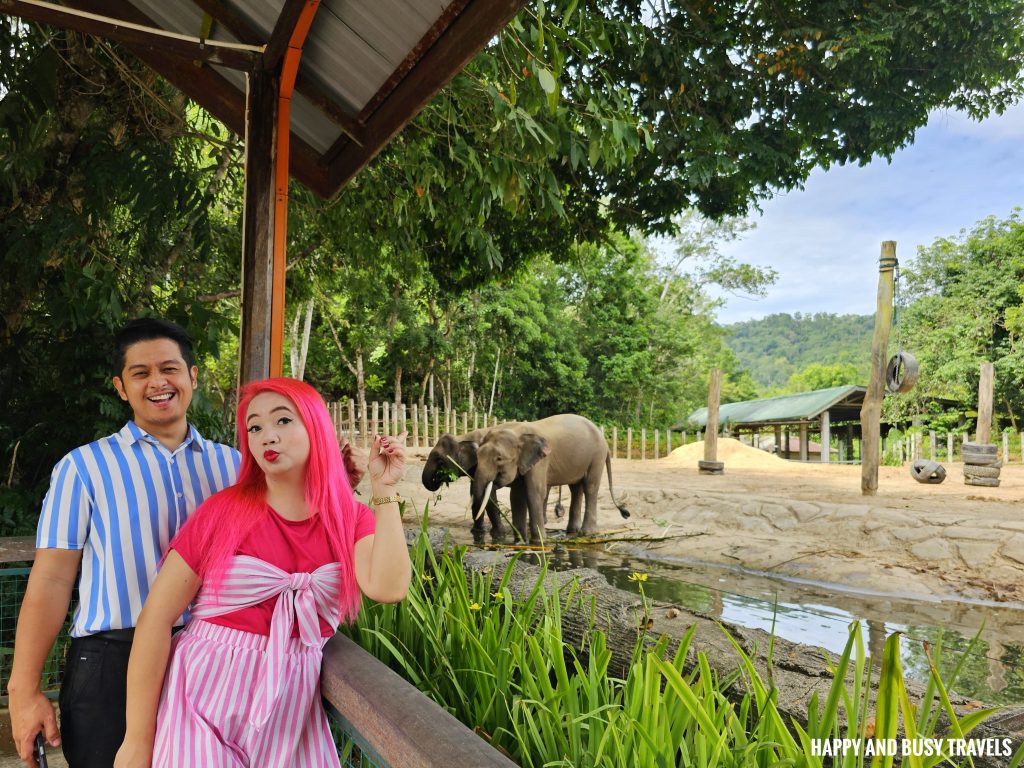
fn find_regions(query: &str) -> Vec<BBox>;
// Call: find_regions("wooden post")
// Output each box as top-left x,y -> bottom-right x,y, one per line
947,432 -> 953,462
977,362 -> 994,445
704,368 -> 721,463
612,427 -> 618,458
799,422 -> 808,461
348,400 -> 356,443
641,429 -> 647,460
411,405 -> 419,447
361,401 -> 369,448
462,411 -> 468,434
774,425 -> 782,456
422,406 -> 429,447
473,411 -> 479,431
627,428 -> 633,460
820,411 -> 830,463
383,402 -> 390,437
654,429 -> 660,459
1002,431 -> 1009,462
433,406 -> 439,443
861,243 -> 896,495
929,430 -> 937,460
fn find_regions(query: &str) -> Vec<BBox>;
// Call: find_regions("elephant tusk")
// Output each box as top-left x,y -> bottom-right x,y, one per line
474,481 -> 493,521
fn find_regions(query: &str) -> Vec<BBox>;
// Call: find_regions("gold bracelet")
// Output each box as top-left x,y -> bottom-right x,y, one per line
371,494 -> 402,507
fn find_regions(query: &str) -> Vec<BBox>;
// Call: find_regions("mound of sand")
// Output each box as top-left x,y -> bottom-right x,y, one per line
664,437 -> 788,469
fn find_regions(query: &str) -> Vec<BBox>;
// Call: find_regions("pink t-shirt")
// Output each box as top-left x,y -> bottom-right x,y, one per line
173,503 -> 376,636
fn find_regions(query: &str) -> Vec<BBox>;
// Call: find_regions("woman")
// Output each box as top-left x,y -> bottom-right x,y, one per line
114,378 -> 411,767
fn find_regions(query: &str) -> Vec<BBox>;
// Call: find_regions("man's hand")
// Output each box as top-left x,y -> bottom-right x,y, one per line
9,689 -> 59,768
340,438 -> 366,489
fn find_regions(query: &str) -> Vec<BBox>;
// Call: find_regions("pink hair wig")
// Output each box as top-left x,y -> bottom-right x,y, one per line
172,377 -> 363,622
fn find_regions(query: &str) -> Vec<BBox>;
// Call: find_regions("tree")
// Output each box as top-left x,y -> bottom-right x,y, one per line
896,211 -> 1024,429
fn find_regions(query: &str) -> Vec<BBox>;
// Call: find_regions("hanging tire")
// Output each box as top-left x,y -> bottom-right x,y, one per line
909,459 -> 946,484
962,451 -> 1001,467
885,351 -> 920,394
964,475 -> 1000,487
962,441 -> 997,455
963,464 -> 1001,479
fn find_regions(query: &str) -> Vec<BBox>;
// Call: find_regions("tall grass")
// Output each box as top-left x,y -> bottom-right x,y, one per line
345,522 -> 1019,767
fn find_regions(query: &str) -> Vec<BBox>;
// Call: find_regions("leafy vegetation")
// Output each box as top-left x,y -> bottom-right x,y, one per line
343,524 -> 1016,768
725,313 -> 874,390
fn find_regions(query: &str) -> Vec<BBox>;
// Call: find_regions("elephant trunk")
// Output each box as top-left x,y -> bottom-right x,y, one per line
474,480 -> 493,521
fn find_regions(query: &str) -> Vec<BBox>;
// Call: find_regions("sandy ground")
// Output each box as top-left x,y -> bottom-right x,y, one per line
382,438 -> 1024,606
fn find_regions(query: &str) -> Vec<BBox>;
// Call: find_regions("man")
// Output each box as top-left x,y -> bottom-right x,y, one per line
7,318 -> 240,768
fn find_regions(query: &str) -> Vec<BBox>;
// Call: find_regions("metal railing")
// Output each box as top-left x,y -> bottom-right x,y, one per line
0,539 -> 515,768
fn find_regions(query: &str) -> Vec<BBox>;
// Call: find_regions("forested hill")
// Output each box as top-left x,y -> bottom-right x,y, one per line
723,313 -> 874,390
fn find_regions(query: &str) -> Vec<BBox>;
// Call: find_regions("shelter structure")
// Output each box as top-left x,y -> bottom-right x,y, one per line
3,0 -> 525,382
686,385 -> 868,463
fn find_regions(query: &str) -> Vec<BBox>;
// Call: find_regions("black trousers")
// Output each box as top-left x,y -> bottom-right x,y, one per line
58,632 -> 134,768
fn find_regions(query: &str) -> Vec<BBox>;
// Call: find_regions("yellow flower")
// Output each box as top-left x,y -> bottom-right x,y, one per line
469,602 -> 482,611
491,591 -> 504,599
421,574 -> 434,582
627,572 -> 648,582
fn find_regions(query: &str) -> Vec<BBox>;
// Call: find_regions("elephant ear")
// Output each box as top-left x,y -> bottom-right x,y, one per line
517,433 -> 550,475
456,440 -> 480,471
434,433 -> 458,455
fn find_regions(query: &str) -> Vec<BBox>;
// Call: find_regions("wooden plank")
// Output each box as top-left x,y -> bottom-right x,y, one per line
977,362 -> 994,444
704,368 -> 721,462
861,243 -> 896,495
326,0 -> 526,192
4,0 -> 260,69
322,634 -> 517,767
238,67 -> 278,384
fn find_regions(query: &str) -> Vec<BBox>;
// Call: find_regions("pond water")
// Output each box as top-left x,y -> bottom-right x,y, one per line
533,540 -> 1024,707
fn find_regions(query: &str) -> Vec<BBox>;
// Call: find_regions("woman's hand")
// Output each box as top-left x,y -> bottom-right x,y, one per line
113,737 -> 153,768
368,431 -> 407,490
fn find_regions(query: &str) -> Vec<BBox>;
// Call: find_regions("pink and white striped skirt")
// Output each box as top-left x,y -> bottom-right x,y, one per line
153,620 -> 341,768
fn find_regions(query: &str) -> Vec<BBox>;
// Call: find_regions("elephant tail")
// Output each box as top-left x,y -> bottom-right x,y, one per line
605,453 -> 630,519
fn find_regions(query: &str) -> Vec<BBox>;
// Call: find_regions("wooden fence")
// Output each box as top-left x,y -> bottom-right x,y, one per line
327,402 -> 1024,464
326,401 -> 694,460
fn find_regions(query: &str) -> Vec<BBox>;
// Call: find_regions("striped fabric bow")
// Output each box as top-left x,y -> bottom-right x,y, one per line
191,554 -> 343,728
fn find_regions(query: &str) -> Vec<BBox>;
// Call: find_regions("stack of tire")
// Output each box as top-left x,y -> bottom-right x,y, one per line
962,441 -> 1000,487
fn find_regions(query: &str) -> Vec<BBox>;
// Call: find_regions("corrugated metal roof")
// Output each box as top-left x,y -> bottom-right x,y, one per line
9,0 -> 525,197
687,385 -> 867,427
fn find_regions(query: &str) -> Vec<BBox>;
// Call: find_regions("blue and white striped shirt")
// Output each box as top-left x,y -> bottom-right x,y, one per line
37,421 -> 240,637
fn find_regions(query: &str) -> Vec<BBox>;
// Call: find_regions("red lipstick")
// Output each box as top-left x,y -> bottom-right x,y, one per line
264,450 -> 280,462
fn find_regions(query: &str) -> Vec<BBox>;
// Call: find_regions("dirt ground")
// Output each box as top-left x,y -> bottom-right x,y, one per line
381,438 -> 1024,606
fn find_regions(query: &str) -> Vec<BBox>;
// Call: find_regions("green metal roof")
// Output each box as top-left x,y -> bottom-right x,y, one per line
686,385 -> 866,428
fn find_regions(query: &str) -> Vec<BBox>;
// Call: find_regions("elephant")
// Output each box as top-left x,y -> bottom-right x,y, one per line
470,414 -> 629,544
422,426 -> 564,538
422,429 -> 506,536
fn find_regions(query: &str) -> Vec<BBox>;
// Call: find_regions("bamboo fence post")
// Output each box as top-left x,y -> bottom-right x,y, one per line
411,405 -> 419,447
422,406 -> 429,447
401,403 -> 407,435
1020,432 -> 1024,462
976,362 -> 994,445
1002,431 -> 1009,462
929,430 -> 937,460
383,402 -> 390,437
462,411 -> 468,434
612,427 -> 618,458
627,428 -> 633,460
947,432 -> 953,462
360,402 -> 368,448
473,411 -> 479,431
861,243 -> 896,495
433,406 -> 439,443
348,401 -> 356,443
641,429 -> 647,460
654,429 -> 659,459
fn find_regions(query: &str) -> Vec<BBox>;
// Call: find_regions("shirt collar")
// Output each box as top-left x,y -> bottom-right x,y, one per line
119,421 -> 207,453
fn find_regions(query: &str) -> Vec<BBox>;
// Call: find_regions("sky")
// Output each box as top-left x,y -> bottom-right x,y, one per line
679,102 -> 1024,325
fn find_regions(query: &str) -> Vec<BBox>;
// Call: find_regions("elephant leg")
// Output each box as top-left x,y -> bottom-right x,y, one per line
580,464 -> 603,536
565,485 -> 584,535
510,483 -> 529,543
526,482 -> 547,545
486,491 -> 506,536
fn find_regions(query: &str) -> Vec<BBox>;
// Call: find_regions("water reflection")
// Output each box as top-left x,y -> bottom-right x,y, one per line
531,543 -> 1024,706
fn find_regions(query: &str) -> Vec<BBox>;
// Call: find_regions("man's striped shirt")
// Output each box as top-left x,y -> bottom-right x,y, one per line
37,421 -> 239,637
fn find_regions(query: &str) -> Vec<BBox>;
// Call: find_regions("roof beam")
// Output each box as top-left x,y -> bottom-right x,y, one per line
327,0 -> 526,194
263,0 -> 308,71
1,0 -> 262,69
188,0 -> 365,145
